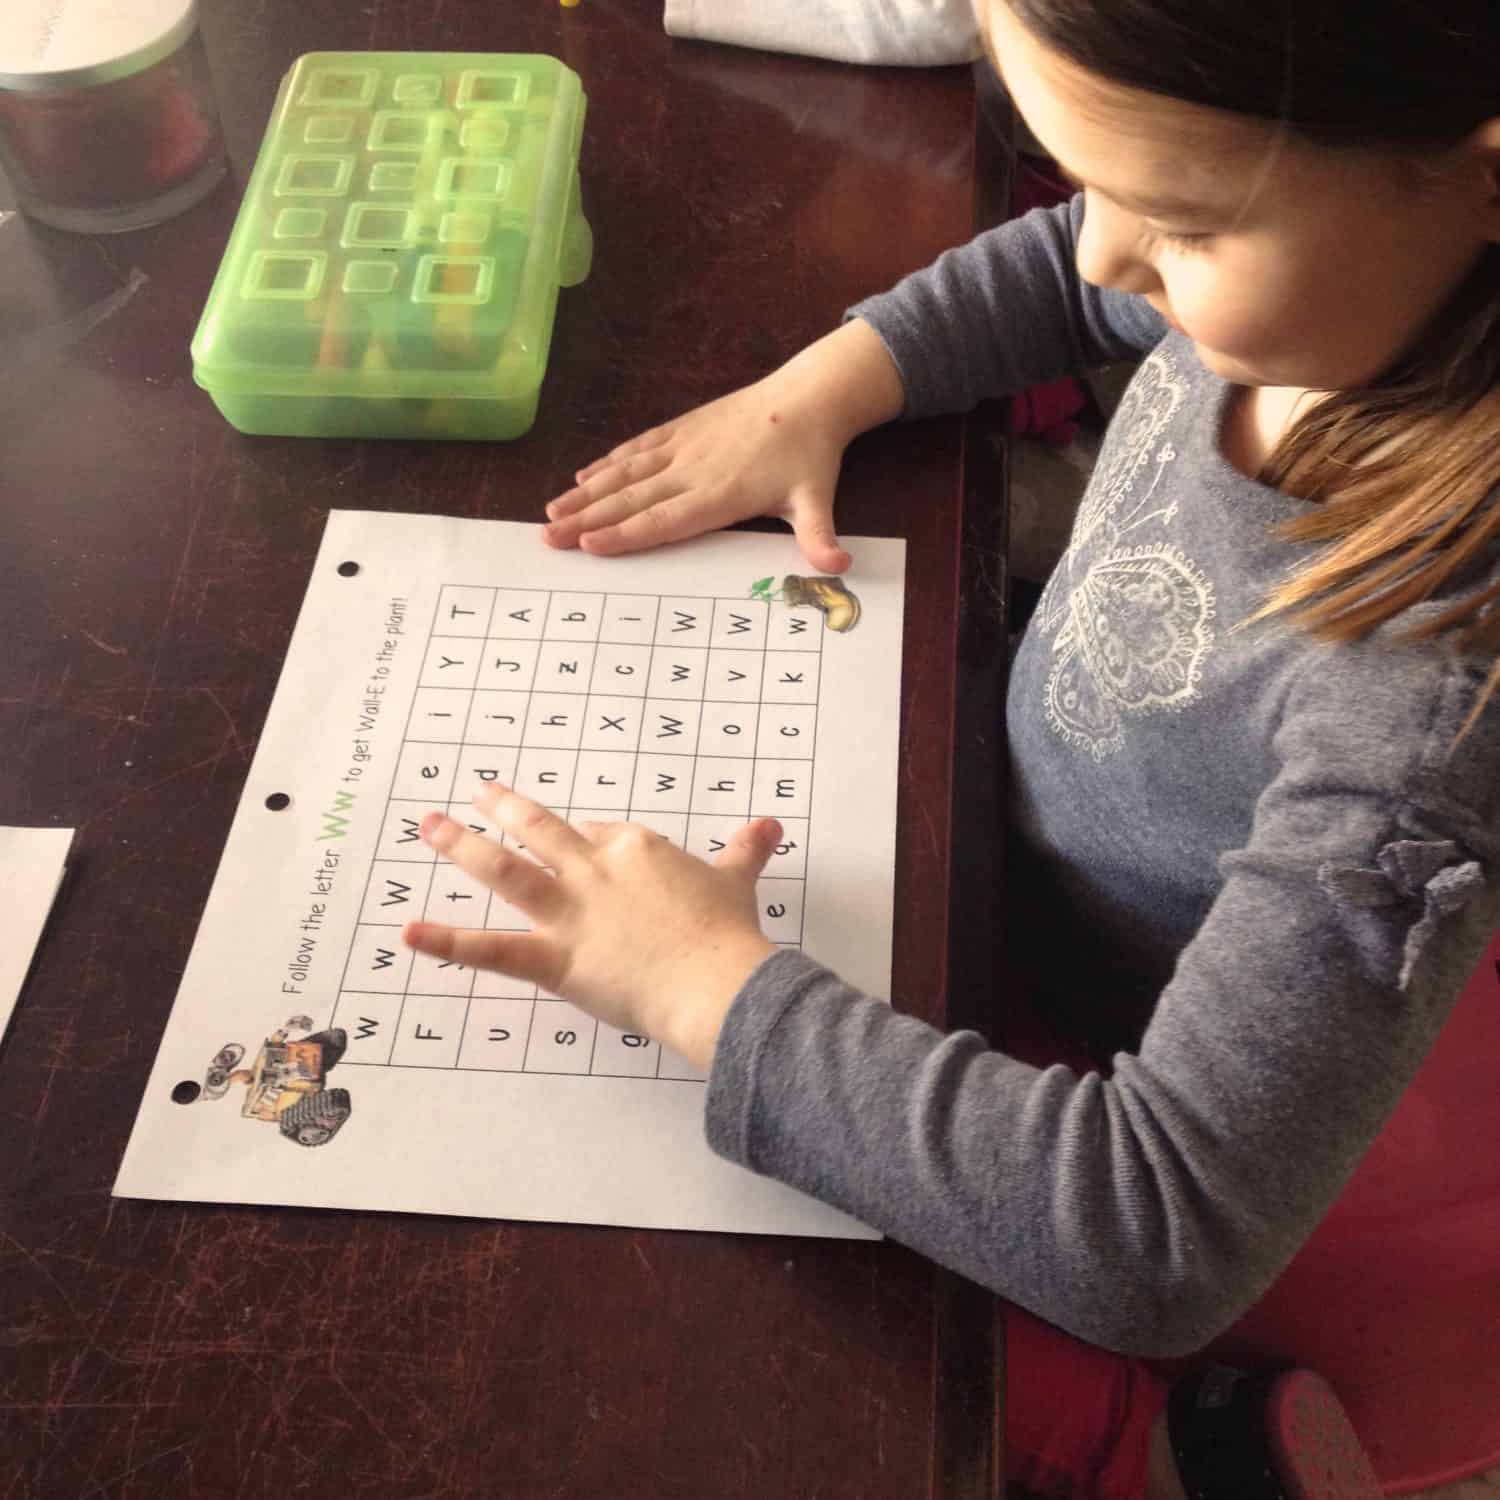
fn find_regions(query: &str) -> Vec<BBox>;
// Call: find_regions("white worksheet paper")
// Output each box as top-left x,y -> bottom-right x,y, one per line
116,511 -> 904,1237
0,826 -> 74,1043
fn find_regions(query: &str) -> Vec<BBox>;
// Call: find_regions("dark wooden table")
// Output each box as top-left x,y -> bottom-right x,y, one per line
0,3 -> 1009,1495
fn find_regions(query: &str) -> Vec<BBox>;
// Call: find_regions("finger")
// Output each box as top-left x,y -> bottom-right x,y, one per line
578,490 -> 733,557
574,424 -> 674,483
716,817 -> 782,881
402,921 -> 563,990
788,489 -> 852,574
471,786 -> 593,873
575,819 -> 631,845
540,505 -> 585,548
546,446 -> 673,524
420,812 -> 564,917
548,472 -> 686,549
551,431 -> 672,516
544,483 -> 591,522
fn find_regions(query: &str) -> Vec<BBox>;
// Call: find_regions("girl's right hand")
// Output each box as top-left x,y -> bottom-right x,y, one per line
541,318 -> 906,576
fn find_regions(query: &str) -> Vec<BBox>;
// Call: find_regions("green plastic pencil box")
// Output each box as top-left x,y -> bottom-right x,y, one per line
190,51 -> 591,440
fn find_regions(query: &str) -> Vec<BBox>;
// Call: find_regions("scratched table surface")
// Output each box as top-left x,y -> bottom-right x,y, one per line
0,3 -> 1008,1496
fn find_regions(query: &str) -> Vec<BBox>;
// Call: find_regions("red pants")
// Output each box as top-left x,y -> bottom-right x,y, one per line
997,932 -> 1500,1497
1003,1300 -> 1169,1500
997,996 -> 1168,1500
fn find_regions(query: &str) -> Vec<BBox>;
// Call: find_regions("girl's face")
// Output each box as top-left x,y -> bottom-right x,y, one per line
982,2 -> 1494,391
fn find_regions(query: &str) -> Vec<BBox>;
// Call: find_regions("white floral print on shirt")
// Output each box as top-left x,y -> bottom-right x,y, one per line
1036,346 -> 1217,760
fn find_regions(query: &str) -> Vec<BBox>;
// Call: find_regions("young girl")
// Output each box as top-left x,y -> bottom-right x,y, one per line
404,2 -> 1500,1495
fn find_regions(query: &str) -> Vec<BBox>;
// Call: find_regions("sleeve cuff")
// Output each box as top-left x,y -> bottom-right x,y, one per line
703,947 -> 829,1166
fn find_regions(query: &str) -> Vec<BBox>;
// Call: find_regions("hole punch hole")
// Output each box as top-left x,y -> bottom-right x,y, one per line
172,1080 -> 201,1105
338,560 -> 361,576
265,792 -> 292,811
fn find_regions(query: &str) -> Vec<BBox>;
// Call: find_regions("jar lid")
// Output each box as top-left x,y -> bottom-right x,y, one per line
0,0 -> 199,92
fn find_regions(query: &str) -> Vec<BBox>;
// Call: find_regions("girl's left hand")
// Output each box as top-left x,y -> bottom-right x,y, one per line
402,786 -> 780,1070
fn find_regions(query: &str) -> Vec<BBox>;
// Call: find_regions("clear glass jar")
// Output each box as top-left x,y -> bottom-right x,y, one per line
0,0 -> 227,233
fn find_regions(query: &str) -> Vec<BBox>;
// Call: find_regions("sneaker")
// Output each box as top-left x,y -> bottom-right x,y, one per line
1168,1366 -> 1383,1500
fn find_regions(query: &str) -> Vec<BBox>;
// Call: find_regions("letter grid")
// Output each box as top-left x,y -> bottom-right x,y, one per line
331,586 -> 822,1082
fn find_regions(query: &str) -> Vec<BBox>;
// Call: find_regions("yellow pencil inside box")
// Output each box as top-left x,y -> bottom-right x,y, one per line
191,52 -> 591,440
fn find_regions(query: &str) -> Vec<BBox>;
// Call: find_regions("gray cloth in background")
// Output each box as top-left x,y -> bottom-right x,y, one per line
703,198 -> 1500,1358
663,0 -> 982,66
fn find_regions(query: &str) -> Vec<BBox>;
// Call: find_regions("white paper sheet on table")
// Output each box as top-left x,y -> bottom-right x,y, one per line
115,511 -> 904,1238
0,826 -> 73,1043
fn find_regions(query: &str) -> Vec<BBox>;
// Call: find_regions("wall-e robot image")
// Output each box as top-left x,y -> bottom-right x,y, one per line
175,1014 -> 353,1148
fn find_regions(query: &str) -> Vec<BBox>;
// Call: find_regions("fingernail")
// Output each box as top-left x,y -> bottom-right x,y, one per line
422,812 -> 457,850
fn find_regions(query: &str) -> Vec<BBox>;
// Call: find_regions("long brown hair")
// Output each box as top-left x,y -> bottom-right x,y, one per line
1007,0 -> 1500,728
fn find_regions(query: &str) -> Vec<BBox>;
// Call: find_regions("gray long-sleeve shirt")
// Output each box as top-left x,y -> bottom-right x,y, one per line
702,198 -> 1500,1358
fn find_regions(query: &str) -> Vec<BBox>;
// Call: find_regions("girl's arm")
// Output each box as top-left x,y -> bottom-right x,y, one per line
543,317 -> 903,572
697,641 -> 1500,1359
845,195 -> 1163,420
545,198 -> 1166,566
402,640 -> 1500,1361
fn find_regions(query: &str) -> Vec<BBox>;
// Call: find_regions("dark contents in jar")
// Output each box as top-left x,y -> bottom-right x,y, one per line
0,33 -> 223,215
